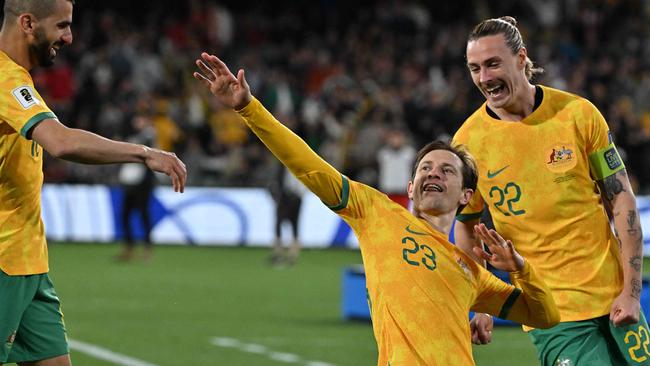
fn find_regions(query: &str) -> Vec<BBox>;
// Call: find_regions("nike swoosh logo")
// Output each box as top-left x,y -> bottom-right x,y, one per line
405,225 -> 427,236
487,165 -> 510,179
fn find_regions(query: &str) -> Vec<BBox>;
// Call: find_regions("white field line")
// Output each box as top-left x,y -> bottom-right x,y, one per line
68,338 -> 159,366
210,337 -> 336,366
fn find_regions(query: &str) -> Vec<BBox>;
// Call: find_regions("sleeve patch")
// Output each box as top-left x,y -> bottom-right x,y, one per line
604,148 -> 622,170
11,85 -> 41,110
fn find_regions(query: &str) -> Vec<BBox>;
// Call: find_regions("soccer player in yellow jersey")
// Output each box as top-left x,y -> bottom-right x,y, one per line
193,52 -> 560,366
0,1 -> 187,365
453,16 -> 649,366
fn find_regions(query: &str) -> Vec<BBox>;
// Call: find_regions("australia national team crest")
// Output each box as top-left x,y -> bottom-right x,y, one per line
545,143 -> 577,173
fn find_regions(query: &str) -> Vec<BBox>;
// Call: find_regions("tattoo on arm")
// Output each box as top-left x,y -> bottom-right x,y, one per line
602,172 -> 625,201
626,210 -> 639,236
631,279 -> 641,300
629,255 -> 642,272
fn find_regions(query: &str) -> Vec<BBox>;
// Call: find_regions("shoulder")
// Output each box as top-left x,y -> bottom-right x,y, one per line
454,106 -> 485,143
540,85 -> 599,113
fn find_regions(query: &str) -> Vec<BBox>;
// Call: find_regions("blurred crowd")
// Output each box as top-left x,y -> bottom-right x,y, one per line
32,0 -> 650,192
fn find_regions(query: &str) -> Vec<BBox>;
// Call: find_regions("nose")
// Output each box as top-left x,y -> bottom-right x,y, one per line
62,29 -> 73,45
479,67 -> 492,85
427,166 -> 444,180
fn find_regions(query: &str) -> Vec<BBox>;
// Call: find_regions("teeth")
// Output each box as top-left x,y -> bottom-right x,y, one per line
423,183 -> 442,192
486,85 -> 503,94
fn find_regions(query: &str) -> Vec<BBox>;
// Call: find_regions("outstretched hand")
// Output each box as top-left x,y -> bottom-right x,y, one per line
472,223 -> 524,272
143,147 -> 187,193
193,52 -> 252,110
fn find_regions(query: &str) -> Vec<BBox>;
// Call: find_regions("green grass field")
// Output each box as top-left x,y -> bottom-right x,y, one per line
21,244 -> 649,366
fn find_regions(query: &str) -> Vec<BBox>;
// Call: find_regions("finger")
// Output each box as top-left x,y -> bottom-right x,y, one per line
477,328 -> 492,344
473,246 -> 491,262
193,72 -> 211,88
477,225 -> 497,246
473,224 -> 490,245
471,330 -> 480,345
170,170 -> 180,193
237,69 -> 249,90
487,229 -> 506,246
196,60 -> 217,80
205,53 -> 237,81
176,163 -> 187,193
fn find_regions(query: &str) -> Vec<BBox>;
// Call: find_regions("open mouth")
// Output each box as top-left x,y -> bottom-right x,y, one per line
485,83 -> 506,97
423,183 -> 443,193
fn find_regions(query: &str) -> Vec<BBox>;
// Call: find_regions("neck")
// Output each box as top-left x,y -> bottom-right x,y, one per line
0,26 -> 33,70
489,82 -> 536,121
415,210 -> 456,236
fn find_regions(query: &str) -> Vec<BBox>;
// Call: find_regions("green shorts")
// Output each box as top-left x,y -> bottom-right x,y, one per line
529,313 -> 650,366
0,269 -> 69,364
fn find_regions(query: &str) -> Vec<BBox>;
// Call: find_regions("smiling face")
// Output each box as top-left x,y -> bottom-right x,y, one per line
27,0 -> 73,67
407,149 -> 473,217
466,34 -> 527,111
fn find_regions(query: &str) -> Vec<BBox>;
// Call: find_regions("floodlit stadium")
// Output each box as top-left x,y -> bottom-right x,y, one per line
3,0 -> 650,365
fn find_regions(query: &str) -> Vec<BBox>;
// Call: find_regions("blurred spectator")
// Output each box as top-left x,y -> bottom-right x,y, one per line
377,126 -> 416,208
37,0 -> 649,193
116,115 -> 157,262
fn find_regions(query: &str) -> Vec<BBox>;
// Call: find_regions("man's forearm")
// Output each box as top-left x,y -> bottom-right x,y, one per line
612,193 -> 644,300
56,128 -> 148,164
600,170 -> 644,300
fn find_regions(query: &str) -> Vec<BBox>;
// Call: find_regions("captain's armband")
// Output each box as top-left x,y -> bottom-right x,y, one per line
588,143 -> 624,181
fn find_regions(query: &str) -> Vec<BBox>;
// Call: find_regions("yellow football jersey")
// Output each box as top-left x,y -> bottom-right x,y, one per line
454,85 -> 624,327
238,98 -> 557,365
0,50 -> 56,275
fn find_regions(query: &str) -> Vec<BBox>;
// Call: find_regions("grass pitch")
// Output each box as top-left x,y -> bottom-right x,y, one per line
36,244 -> 649,365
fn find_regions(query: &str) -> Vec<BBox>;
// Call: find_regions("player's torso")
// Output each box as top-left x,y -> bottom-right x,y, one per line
467,114 -> 603,246
0,56 -> 48,275
455,91 -> 622,320
351,196 -> 479,364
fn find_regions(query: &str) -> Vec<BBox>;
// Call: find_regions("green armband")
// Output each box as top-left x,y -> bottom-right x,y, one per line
588,143 -> 625,180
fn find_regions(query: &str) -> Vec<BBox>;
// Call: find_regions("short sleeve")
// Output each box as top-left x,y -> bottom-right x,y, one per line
0,67 -> 56,138
583,100 -> 624,180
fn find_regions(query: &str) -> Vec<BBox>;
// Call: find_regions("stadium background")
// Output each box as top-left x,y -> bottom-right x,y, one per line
8,0 -> 650,365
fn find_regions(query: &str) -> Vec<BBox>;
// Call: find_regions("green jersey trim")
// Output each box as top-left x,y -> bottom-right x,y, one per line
588,143 -> 625,180
498,287 -> 521,319
456,211 -> 483,222
20,111 -> 56,138
327,175 -> 350,211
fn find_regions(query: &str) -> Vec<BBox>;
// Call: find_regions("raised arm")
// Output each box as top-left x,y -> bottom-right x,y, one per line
193,52 -> 344,206
474,224 -> 560,329
598,169 -> 644,326
31,118 -> 186,192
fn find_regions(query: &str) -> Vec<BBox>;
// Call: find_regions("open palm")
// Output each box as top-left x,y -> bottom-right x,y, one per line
193,52 -> 252,110
472,223 -> 525,272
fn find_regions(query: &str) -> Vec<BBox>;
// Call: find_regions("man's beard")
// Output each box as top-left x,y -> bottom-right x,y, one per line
30,28 -> 55,67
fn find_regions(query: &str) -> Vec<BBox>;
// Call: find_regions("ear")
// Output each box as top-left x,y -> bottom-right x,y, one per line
18,13 -> 38,34
407,180 -> 415,200
459,188 -> 473,206
518,47 -> 528,69
18,14 -> 37,35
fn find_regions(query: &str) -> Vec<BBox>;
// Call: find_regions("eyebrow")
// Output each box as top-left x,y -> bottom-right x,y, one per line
419,161 -> 458,172
467,56 -> 501,68
56,20 -> 72,27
